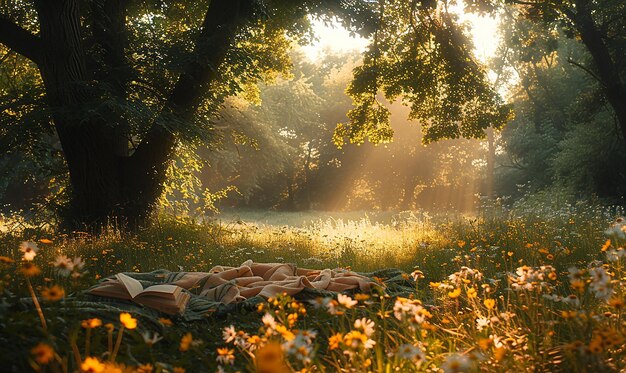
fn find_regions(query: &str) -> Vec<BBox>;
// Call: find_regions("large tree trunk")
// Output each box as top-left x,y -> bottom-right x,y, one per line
36,0 -> 125,229
29,0 -> 253,230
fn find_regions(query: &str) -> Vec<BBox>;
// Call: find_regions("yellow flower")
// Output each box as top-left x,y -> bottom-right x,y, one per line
570,280 -> 585,292
81,357 -> 105,372
179,332 -> 193,352
39,238 -> 54,244
31,343 -> 54,365
467,288 -> 477,299
119,313 -> 137,330
457,240 -> 466,248
448,288 -> 462,299
429,282 -> 441,289
275,324 -> 295,341
328,332 -> 343,350
216,347 -> 235,365
41,285 -> 65,301
548,272 -> 557,281
20,262 -> 41,277
602,239 -> 611,252
484,299 -> 496,310
255,342 -> 287,373
82,318 -> 103,329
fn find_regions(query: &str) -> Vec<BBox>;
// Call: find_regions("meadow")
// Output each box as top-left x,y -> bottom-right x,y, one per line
1,198 -> 625,372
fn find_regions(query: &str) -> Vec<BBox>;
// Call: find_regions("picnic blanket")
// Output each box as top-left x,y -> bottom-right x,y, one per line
20,263 -> 414,328
169,260 -> 377,304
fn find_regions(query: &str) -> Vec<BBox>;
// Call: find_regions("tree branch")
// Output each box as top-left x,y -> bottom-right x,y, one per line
566,57 -> 602,83
0,16 -> 42,64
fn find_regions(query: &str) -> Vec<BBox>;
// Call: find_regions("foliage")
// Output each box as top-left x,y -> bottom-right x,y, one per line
335,0 -> 512,147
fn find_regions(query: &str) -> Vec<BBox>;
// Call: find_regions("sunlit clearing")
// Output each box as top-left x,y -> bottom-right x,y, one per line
302,18 -> 369,60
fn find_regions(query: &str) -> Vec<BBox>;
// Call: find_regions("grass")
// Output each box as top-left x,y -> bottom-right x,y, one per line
0,200 -> 625,372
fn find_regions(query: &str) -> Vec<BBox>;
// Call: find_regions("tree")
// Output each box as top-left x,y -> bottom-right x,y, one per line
0,0 -> 508,229
507,0 -> 626,142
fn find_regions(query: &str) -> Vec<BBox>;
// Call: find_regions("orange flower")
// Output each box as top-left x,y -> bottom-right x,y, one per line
601,239 -> 611,252
484,299 -> 496,310
255,342 -> 287,373
31,343 -> 54,365
41,285 -> 65,301
467,288 -> 477,299
179,332 -> 193,352
81,357 -> 105,372
328,332 -> 343,350
119,313 -> 137,330
20,262 -> 41,277
82,318 -> 103,329
448,288 -> 462,299
39,238 -> 54,244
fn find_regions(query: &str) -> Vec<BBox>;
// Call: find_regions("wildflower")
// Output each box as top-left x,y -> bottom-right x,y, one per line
310,297 -> 331,309
337,294 -> 357,308
484,299 -> 496,310
396,344 -> 426,364
467,287 -> 477,299
82,318 -> 102,329
20,241 -> 39,261
255,342 -> 287,373
52,255 -> 74,277
216,347 -> 235,365
141,331 -> 162,346
179,333 -> 193,351
601,239 -> 611,252
41,285 -> 65,301
441,353 -> 471,373
476,317 -> 490,331
39,238 -> 53,244
20,262 -> 41,277
344,330 -> 376,350
81,357 -> 105,372
283,332 -> 314,364
411,269 -> 425,280
354,318 -> 375,337
606,247 -> 626,262
589,267 -> 612,301
355,293 -> 370,302
119,313 -> 137,329
275,324 -> 295,341
223,326 -> 237,343
328,333 -> 343,350
604,219 -> 626,239
72,257 -> 86,271
31,343 -> 54,365
448,288 -> 462,299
